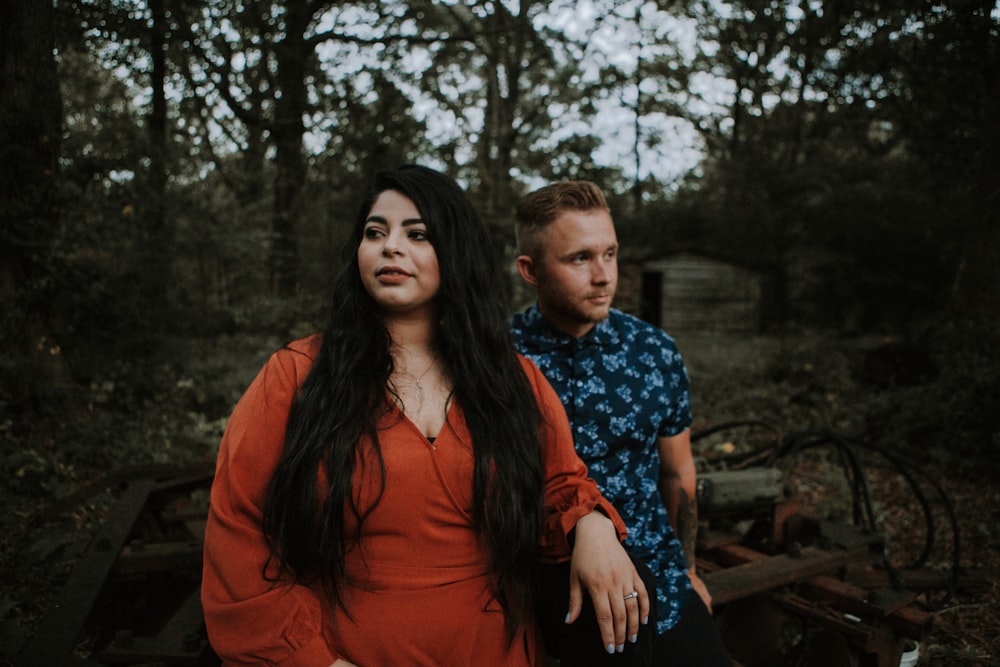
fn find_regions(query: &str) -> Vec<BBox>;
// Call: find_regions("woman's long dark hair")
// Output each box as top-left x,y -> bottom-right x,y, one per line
262,165 -> 545,638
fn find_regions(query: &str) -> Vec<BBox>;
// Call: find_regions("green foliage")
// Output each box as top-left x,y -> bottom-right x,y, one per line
645,0 -> 1000,329
3,0 -> 996,458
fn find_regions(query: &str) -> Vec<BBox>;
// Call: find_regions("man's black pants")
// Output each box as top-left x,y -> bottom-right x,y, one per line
537,553 -> 731,666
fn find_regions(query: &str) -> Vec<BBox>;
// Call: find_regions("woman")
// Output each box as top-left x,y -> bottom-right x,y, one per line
201,165 -> 649,666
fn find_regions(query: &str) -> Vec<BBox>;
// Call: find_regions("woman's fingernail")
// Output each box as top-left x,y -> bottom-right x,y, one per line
607,644 -> 615,654
564,612 -> 571,623
617,643 -> 625,653
642,616 -> 649,625
630,634 -> 638,643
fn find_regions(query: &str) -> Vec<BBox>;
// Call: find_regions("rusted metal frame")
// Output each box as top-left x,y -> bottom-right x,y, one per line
702,517 -> 933,642
18,474 -> 213,666
797,575 -> 933,642
778,593 -> 910,667
113,539 -> 204,576
700,516 -> 885,607
31,463 -> 216,523
700,521 -> 932,667
702,544 -> 866,606
846,566 -> 992,594
94,588 -> 208,665
18,479 -> 162,666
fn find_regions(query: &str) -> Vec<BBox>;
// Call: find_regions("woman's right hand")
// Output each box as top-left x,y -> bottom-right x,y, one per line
567,511 -> 650,654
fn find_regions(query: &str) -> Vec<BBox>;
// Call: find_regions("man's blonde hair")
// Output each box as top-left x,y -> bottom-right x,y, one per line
515,181 -> 610,259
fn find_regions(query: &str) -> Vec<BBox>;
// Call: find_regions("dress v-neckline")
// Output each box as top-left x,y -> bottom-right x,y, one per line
389,393 -> 455,446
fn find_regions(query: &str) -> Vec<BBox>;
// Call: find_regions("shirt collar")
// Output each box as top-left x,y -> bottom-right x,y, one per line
522,304 -> 621,351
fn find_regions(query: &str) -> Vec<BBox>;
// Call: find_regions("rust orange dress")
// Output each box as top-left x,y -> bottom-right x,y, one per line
201,335 -> 626,667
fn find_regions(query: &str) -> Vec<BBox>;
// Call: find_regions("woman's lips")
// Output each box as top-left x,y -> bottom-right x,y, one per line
376,266 -> 412,284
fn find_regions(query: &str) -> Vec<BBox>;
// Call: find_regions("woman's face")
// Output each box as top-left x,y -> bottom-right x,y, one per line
357,189 -> 441,318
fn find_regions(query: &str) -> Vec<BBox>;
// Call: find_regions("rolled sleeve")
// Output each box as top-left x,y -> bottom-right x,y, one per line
519,356 -> 627,562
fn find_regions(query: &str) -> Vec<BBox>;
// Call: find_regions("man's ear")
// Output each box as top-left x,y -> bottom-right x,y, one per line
516,255 -> 540,286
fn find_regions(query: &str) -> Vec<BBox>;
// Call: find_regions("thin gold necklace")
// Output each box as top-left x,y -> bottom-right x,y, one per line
396,358 -> 436,403
411,364 -> 434,401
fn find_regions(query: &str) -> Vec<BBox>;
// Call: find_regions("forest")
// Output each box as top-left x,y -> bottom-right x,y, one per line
1,0 -> 998,665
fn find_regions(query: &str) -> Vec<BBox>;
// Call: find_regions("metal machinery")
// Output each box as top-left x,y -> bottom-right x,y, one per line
696,464 -> 934,667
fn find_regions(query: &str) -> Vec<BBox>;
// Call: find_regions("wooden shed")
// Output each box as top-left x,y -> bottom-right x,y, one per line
630,250 -> 769,333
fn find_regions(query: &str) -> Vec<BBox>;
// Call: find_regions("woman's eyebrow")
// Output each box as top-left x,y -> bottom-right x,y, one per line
363,215 -> 425,225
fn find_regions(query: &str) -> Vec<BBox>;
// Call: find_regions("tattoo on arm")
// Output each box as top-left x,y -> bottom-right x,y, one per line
676,488 -> 697,569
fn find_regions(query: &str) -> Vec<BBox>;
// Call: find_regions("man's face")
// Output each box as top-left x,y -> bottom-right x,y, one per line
518,208 -> 618,338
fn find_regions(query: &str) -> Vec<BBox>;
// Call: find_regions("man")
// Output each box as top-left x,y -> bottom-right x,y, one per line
510,181 -> 730,665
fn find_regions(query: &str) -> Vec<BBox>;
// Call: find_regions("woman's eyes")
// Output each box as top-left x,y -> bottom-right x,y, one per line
362,226 -> 429,241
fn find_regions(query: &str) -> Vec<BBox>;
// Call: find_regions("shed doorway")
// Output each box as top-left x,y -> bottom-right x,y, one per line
640,271 -> 662,328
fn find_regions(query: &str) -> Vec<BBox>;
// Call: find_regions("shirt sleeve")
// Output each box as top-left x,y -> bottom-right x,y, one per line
519,356 -> 628,562
201,342 -> 338,667
656,334 -> 694,438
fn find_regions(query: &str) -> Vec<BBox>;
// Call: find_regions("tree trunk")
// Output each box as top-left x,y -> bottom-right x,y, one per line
0,0 -> 72,419
946,2 -> 1000,320
268,2 -> 311,298
140,0 -> 172,326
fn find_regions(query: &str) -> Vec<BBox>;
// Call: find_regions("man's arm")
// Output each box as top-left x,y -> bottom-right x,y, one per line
657,429 -> 712,612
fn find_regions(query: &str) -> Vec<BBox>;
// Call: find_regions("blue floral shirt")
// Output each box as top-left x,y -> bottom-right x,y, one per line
511,305 -> 693,632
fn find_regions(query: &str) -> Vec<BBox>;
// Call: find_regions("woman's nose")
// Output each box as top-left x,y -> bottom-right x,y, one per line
382,231 -> 402,256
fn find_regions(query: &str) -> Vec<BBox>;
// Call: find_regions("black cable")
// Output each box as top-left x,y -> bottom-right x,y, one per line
846,436 -> 962,597
827,431 -> 878,533
845,437 -> 937,569
766,430 -> 878,532
696,421 -> 962,600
